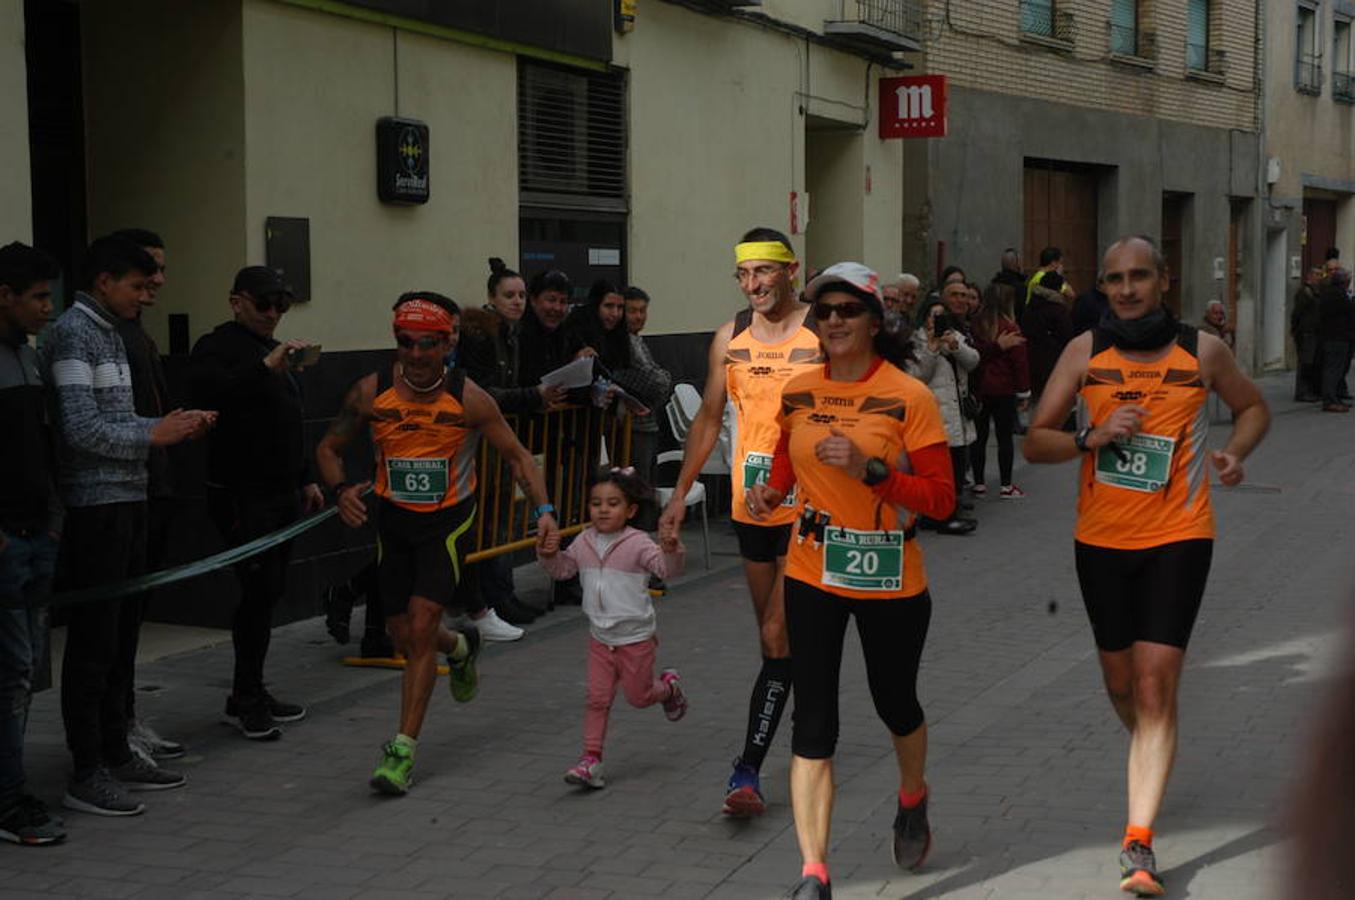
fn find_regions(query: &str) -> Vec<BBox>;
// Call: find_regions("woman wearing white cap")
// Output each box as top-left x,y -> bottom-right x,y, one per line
746,262 -> 956,900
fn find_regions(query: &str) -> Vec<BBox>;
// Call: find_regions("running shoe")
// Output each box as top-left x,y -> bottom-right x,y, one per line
722,757 -> 765,817
110,755 -> 186,792
221,695 -> 283,741
0,794 -> 66,845
63,768 -> 145,817
999,484 -> 1026,499
128,719 -> 186,760
475,609 -> 524,643
971,484 -> 987,496
891,793 -> 932,870
448,624 -> 482,703
786,874 -> 832,899
563,755 -> 605,789
370,741 -> 414,795
1119,841 -> 1165,896
660,669 -> 688,721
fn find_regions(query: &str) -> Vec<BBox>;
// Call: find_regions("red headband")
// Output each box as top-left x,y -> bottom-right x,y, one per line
393,299 -> 455,334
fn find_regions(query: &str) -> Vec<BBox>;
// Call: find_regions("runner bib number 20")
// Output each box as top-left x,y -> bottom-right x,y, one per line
1094,433 -> 1176,493
386,457 -> 449,504
822,526 -> 904,592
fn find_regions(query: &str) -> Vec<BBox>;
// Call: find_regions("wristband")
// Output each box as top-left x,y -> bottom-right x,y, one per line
532,503 -> 556,520
1073,427 -> 1093,453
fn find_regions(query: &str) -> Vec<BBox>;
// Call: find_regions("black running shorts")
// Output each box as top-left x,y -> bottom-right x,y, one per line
376,496 -> 479,615
1074,538 -> 1213,651
733,521 -> 792,563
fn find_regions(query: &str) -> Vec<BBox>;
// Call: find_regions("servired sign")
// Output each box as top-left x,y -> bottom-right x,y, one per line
879,75 -> 948,139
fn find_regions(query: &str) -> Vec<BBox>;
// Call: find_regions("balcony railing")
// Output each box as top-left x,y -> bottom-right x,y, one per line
1296,54 -> 1324,94
1334,70 -> 1355,102
823,0 -> 923,52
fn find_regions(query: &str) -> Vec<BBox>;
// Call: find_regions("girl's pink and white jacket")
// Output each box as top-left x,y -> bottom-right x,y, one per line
538,526 -> 685,646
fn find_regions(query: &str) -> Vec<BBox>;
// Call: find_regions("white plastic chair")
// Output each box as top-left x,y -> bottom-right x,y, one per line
654,449 -> 710,569
665,383 -> 702,444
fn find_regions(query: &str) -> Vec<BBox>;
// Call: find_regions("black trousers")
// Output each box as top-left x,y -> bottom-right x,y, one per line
121,497 -> 174,720
969,395 -> 1018,486
58,502 -> 147,777
1321,340 -> 1352,405
207,488 -> 300,700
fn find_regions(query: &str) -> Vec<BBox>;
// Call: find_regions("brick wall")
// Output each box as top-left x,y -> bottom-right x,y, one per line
922,0 -> 1258,132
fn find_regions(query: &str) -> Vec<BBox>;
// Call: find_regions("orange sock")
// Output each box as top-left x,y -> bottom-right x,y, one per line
801,862 -> 829,884
1123,825 -> 1154,849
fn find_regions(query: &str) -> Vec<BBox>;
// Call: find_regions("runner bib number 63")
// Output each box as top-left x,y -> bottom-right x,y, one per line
822,526 -> 904,592
386,457 -> 449,504
1094,433 -> 1176,493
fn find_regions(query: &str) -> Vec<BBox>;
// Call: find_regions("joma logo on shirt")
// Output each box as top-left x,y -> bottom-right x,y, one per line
821,397 -> 854,408
758,351 -> 785,361
1128,371 -> 1159,379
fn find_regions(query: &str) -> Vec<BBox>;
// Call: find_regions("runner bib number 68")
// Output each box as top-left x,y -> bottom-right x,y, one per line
1094,433 -> 1176,493
386,457 -> 449,504
822,526 -> 904,592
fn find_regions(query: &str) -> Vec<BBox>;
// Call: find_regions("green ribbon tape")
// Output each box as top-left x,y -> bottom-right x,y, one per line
18,498 -> 355,610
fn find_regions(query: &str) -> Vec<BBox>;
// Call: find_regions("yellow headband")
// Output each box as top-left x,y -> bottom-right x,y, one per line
735,241 -> 796,265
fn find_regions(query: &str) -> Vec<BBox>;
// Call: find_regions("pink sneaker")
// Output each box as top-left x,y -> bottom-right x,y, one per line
1000,484 -> 1026,499
564,755 -> 605,789
660,669 -> 688,721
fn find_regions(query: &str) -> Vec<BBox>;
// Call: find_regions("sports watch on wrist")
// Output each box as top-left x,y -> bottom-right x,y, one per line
532,503 -> 557,520
1073,426 -> 1094,452
862,457 -> 890,487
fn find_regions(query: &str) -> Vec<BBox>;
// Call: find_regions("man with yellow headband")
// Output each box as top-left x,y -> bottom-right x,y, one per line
659,227 -> 821,816
316,291 -> 559,795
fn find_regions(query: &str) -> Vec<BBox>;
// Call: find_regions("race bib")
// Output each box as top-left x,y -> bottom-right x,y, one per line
821,526 -> 904,592
743,451 -> 795,507
386,457 -> 449,504
1094,433 -> 1175,493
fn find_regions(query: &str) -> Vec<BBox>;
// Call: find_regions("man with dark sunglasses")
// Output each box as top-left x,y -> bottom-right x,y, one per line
658,226 -> 821,818
188,266 -> 324,741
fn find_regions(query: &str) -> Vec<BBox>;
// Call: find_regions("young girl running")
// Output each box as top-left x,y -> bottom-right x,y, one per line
537,467 -> 687,788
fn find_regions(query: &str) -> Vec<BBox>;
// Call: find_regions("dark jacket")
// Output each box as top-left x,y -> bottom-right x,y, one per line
459,306 -> 542,415
0,337 -> 58,534
1071,288 -> 1109,335
1318,284 -> 1355,342
1020,286 -> 1074,396
517,305 -> 588,395
117,318 -> 174,499
970,318 -> 1030,397
188,321 -> 308,496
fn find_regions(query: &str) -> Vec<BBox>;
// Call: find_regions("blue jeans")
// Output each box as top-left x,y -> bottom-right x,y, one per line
0,532 -> 56,804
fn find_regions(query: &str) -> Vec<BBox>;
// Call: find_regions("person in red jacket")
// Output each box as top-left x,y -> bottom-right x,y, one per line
969,282 -> 1030,498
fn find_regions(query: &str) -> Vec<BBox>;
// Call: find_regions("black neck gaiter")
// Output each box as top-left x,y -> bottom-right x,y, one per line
1098,305 -> 1179,351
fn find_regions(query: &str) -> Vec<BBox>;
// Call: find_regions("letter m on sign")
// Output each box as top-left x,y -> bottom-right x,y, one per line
878,75 -> 947,139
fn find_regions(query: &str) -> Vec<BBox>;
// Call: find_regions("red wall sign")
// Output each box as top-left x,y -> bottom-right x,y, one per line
879,75 -> 948,139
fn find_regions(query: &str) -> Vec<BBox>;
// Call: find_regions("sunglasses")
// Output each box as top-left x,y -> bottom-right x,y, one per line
813,300 -> 870,321
244,293 -> 291,314
396,334 -> 446,351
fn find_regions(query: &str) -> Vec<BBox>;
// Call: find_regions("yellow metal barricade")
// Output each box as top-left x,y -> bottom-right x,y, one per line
465,406 -> 632,563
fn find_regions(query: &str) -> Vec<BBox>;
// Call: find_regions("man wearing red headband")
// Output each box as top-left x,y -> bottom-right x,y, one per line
317,291 -> 559,796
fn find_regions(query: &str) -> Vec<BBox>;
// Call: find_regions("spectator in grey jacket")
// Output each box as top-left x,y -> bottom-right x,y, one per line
43,236 -> 211,817
0,242 -> 64,845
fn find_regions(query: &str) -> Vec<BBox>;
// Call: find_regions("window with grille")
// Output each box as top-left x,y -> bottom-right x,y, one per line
1335,18 -> 1354,100
1109,0 -> 1138,55
1186,0 -> 1209,70
1020,0 -> 1054,38
518,61 -> 626,202
1297,4 -> 1322,92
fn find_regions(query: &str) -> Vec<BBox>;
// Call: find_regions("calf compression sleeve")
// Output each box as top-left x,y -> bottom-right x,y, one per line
741,656 -> 793,770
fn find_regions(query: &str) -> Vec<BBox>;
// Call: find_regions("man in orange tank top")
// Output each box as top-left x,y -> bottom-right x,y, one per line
1024,236 -> 1270,897
658,227 -> 821,817
316,292 -> 559,796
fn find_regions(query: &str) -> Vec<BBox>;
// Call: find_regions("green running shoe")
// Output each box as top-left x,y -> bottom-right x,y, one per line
448,624 -> 482,703
370,741 -> 414,795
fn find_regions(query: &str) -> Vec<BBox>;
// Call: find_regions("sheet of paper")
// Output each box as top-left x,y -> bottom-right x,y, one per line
539,356 -> 595,389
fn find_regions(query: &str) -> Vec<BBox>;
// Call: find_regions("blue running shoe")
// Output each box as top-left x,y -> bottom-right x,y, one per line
723,757 -> 765,817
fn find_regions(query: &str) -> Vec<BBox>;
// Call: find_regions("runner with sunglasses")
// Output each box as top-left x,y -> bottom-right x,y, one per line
316,292 -> 559,795
746,263 -> 955,900
658,227 -> 822,817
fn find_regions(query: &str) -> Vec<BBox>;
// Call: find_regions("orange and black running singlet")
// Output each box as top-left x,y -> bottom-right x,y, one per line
780,362 -> 947,600
371,367 -> 479,513
726,307 -> 822,526
1076,325 -> 1214,550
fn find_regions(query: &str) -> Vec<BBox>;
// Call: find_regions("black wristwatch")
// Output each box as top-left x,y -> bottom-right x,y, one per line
1073,426 -> 1094,453
863,457 -> 890,486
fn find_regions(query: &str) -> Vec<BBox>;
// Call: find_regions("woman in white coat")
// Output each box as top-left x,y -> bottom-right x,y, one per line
907,294 -> 979,535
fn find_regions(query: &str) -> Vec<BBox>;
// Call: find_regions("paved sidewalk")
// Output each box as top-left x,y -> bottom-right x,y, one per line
12,373 -> 1351,899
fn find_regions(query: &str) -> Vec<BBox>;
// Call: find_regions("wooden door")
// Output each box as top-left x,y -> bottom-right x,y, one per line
1161,194 -> 1187,316
1024,162 -> 1099,295
1302,198 -> 1337,273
